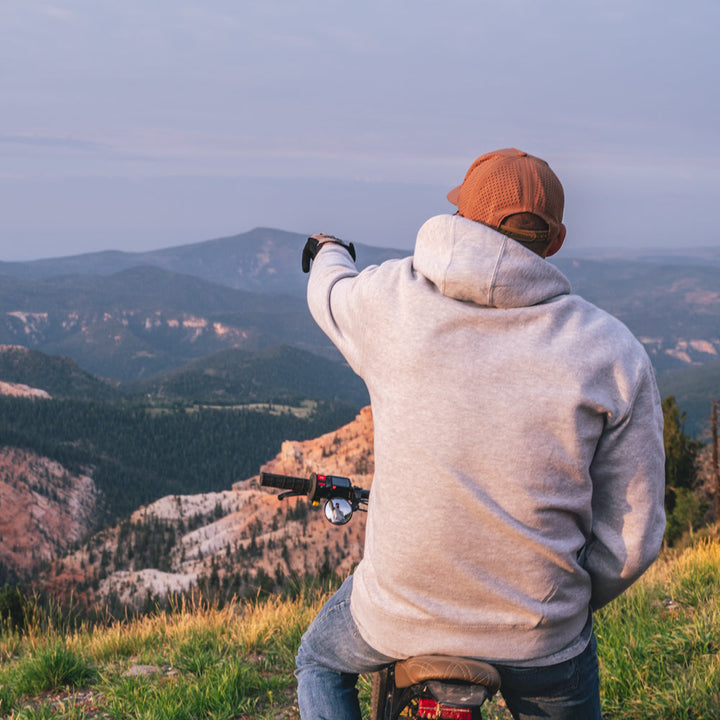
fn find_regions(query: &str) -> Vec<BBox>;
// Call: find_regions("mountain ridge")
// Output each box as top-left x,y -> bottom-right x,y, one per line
1,226 -> 719,432
0,264 -> 329,380
1,228 -> 718,390
0,226 -> 407,295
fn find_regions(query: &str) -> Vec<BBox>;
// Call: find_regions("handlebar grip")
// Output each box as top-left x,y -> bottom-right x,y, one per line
260,472 -> 313,495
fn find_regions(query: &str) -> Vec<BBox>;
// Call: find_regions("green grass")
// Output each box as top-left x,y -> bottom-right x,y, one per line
0,591 -> 319,719
596,535 -> 720,720
1,537 -> 719,719
15,641 -> 97,695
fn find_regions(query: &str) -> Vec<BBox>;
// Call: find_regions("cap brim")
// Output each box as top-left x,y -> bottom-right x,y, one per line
446,185 -> 461,206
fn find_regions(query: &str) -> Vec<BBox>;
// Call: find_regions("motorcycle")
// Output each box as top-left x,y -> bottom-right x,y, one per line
260,470 -> 501,720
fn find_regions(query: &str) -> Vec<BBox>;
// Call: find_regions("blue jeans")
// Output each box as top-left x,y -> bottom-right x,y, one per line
296,577 -> 395,719
492,634 -> 602,719
295,575 -> 603,720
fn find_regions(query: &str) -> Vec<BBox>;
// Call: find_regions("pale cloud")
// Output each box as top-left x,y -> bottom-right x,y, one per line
0,134 -> 105,151
38,5 -> 74,20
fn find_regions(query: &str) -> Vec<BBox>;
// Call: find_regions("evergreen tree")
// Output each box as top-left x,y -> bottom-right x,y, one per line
662,396 -> 703,544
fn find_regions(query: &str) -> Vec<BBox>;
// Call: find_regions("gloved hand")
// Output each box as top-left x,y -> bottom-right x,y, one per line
302,233 -> 356,273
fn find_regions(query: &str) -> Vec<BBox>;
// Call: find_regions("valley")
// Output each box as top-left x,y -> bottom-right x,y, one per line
1,226 -> 719,613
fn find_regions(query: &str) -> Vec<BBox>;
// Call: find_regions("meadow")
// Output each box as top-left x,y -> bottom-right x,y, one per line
1,537 -> 718,719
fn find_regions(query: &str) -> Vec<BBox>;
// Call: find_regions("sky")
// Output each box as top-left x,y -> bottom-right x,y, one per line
1,0 -> 719,261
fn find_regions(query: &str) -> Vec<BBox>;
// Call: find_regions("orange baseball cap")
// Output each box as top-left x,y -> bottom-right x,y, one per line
447,148 -> 565,241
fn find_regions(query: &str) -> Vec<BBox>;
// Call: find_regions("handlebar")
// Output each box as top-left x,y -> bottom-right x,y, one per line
260,471 -> 314,497
260,470 -> 369,522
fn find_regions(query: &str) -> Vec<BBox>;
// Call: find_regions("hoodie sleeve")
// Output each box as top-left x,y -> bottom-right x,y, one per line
585,359 -> 666,610
306,244 -> 368,373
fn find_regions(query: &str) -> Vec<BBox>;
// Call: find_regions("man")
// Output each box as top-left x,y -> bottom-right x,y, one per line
296,148 -> 666,720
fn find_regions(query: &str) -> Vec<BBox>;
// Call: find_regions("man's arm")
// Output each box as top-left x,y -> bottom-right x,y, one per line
305,237 -> 368,373
585,362 -> 666,610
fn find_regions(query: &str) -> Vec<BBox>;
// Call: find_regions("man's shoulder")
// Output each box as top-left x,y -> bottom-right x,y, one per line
562,292 -> 651,361
353,255 -> 418,291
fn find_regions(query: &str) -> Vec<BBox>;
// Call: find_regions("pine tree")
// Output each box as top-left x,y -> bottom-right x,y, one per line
662,396 -> 703,543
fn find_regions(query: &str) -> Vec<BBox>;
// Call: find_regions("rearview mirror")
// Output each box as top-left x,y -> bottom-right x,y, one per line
324,498 -> 353,525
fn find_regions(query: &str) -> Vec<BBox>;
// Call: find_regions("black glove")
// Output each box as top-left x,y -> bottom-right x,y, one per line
302,234 -> 356,273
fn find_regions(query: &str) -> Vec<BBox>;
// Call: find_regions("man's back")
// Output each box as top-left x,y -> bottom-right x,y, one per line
307,213 -> 665,662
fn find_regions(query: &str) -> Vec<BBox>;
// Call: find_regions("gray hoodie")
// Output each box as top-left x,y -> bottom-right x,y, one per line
307,214 -> 665,662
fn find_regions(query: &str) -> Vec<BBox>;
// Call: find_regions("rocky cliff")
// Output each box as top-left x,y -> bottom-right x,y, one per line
41,407 -> 374,610
0,447 -> 98,579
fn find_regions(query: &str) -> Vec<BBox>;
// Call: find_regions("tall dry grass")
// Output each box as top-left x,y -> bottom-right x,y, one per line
1,538 -> 718,719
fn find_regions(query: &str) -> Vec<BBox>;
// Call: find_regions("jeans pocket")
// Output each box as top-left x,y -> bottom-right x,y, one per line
501,657 -> 580,699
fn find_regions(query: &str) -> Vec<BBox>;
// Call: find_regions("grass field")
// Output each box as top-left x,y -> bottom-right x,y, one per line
1,537 -> 718,719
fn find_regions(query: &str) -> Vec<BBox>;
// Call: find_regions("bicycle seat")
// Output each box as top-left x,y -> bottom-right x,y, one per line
393,655 -> 501,694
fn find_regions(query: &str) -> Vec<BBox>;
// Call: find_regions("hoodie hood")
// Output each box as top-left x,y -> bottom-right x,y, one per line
413,214 -> 571,308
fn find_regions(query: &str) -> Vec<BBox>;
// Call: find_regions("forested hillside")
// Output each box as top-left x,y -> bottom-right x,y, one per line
130,345 -> 369,407
0,345 -> 119,399
658,359 -> 720,437
0,395 -> 358,524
